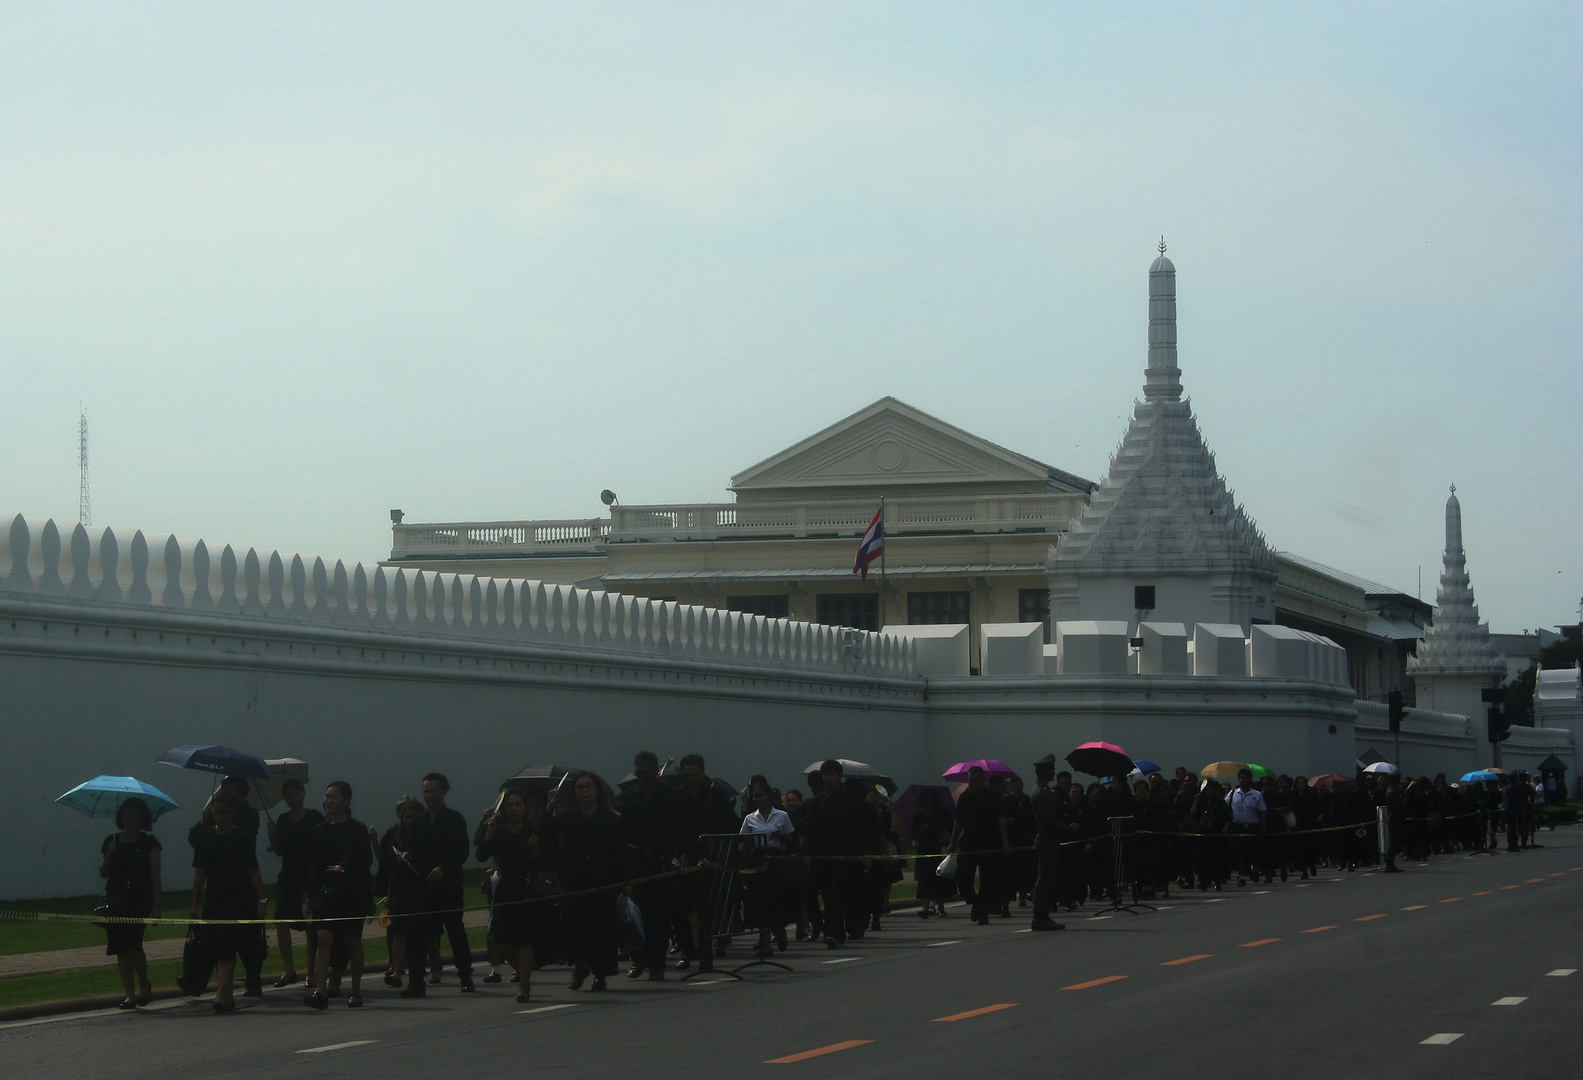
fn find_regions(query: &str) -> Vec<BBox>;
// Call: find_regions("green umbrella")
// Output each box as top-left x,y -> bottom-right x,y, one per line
1245,763 -> 1276,781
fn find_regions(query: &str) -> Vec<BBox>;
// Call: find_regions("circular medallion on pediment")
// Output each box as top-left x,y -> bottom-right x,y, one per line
872,438 -> 907,473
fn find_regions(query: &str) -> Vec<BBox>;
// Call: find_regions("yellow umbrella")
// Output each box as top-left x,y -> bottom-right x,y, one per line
1200,760 -> 1250,782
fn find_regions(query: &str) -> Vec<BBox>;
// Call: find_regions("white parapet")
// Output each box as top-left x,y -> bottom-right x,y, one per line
1536,667 -> 1583,724
1250,624 -> 1317,680
1055,620 -> 1130,675
980,622 -> 1045,676
893,624 -> 971,678
1138,621 -> 1190,675
1194,623 -> 1249,677
1043,644 -> 1059,674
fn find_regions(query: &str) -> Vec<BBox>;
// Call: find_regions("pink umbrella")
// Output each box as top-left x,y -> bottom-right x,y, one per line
942,759 -> 1018,781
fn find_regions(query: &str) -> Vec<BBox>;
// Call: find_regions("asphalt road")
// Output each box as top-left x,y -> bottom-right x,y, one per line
5,831 -> 1581,1080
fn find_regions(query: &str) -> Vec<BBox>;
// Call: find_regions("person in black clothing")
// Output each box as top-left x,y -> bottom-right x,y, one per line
98,797 -> 163,1008
615,750 -> 682,981
1028,757 -> 1066,931
187,775 -> 266,997
947,766 -> 1010,925
303,781 -> 374,1009
374,796 -> 426,988
189,791 -> 267,1013
404,772 -> 475,995
804,760 -> 879,948
910,788 -> 956,919
477,788 -> 556,1002
672,753 -> 740,970
541,770 -> 626,991
266,776 -> 323,988
1006,776 -> 1038,911
1377,773 -> 1405,871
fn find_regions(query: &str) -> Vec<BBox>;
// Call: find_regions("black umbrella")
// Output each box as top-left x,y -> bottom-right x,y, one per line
618,759 -> 680,790
1064,741 -> 1134,778
500,764 -> 569,795
157,744 -> 272,781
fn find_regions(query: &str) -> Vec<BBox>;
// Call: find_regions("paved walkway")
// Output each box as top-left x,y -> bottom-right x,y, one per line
0,910 -> 491,980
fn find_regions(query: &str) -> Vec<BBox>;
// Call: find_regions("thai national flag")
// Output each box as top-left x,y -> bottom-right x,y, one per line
853,507 -> 884,580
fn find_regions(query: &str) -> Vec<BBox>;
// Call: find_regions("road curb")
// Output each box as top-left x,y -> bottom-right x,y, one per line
0,986 -> 191,1022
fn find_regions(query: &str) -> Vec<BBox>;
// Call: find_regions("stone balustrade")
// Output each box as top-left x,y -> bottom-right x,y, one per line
1,514 -> 917,678
389,493 -> 1086,558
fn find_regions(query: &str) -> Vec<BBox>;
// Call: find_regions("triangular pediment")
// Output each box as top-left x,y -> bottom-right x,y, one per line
730,398 -> 1092,499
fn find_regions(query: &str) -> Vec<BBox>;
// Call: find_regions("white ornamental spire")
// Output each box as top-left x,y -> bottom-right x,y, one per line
1146,237 -> 1182,402
1408,485 -> 1504,678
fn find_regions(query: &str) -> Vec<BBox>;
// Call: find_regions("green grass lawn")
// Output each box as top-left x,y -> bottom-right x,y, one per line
0,869 -> 495,957
0,929 -> 492,1010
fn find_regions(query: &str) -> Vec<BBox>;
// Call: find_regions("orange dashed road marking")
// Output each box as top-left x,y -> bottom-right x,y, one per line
1161,954 -> 1214,966
1439,898 -> 1463,903
1240,938 -> 1281,948
1356,915 -> 1388,921
1402,905 -> 1428,911
1501,886 -> 1521,891
1551,873 -> 1566,878
933,1004 -> 1017,1022
1472,892 -> 1492,896
1527,878 -> 1545,883
765,1041 -> 872,1064
1064,976 -> 1128,990
1302,926 -> 1337,933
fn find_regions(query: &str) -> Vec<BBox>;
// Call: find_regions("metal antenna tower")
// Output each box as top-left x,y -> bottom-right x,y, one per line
78,411 -> 91,526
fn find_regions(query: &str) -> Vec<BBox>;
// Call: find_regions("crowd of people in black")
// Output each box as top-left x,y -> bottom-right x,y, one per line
90,753 -> 1557,1012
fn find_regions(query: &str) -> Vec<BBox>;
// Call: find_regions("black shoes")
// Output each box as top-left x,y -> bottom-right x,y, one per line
1031,921 -> 1065,931
459,973 -> 476,993
568,966 -> 588,991
590,976 -> 607,992
304,994 -> 328,1011
482,971 -> 503,984
626,964 -> 646,979
399,984 -> 426,999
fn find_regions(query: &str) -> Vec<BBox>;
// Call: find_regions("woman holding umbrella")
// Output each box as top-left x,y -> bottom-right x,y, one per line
189,791 -> 267,1013
98,797 -> 163,1008
540,770 -> 624,991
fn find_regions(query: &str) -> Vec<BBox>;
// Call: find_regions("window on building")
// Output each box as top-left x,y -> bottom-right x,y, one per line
726,595 -> 790,619
908,591 -> 970,625
1018,588 -> 1051,644
816,593 -> 878,631
1134,585 -> 1156,610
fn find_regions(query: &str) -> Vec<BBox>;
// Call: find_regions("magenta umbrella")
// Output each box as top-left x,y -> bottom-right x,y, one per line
1065,741 -> 1133,778
942,759 -> 1018,781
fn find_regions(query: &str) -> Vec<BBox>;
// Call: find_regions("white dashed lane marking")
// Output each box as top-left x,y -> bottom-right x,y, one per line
1547,969 -> 1576,977
1492,997 -> 1528,1006
516,1004 -> 577,1015
297,1041 -> 377,1054
1421,1034 -> 1463,1045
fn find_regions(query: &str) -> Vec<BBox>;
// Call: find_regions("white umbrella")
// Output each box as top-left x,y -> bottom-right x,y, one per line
1362,761 -> 1400,776
804,759 -> 872,775
245,758 -> 311,811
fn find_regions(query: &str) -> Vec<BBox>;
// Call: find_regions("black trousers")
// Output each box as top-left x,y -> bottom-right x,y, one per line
407,888 -> 472,982
629,877 -> 671,974
1031,846 -> 1059,924
816,862 -> 858,943
956,851 -> 1005,920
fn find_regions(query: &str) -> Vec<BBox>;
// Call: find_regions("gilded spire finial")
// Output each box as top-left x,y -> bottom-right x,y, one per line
1159,236 -> 1167,255
1450,483 -> 1456,494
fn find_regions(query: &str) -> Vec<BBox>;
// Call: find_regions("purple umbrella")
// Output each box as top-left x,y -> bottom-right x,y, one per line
941,759 -> 1019,781
892,784 -> 956,842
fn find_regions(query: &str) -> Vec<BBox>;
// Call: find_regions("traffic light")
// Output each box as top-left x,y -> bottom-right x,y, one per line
1486,705 -> 1511,744
1387,690 -> 1405,733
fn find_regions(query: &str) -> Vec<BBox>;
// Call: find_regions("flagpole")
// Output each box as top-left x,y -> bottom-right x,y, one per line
878,496 -> 886,630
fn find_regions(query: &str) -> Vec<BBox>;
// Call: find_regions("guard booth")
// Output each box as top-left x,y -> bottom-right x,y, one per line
1536,755 -> 1568,805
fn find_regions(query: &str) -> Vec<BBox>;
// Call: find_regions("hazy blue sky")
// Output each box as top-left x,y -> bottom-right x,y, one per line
1,2 -> 1578,631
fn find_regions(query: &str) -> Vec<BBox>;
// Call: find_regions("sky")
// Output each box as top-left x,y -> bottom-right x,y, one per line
1,2 -> 1578,632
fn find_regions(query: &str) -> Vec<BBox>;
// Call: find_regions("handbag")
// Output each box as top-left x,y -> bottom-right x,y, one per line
91,889 -> 132,930
934,853 -> 958,880
178,926 -> 216,996
529,872 -> 564,899
615,893 -> 645,951
1281,810 -> 1298,830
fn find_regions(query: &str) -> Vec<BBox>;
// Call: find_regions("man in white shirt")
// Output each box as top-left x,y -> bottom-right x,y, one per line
1224,770 -> 1266,886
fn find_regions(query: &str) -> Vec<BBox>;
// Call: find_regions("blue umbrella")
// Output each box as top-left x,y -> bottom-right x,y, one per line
1133,760 -> 1162,775
56,776 -> 180,822
157,744 -> 272,781
1460,770 -> 1500,783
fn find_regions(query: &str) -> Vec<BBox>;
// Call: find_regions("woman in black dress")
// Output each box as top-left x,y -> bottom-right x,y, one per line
477,789 -> 556,1003
911,788 -> 955,918
99,797 -> 163,1008
266,776 -> 323,988
541,771 -> 624,992
303,781 -> 373,1010
374,796 -> 426,987
189,791 -> 267,1013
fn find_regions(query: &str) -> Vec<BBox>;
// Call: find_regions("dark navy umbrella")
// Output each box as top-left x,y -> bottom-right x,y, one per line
157,744 -> 272,781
